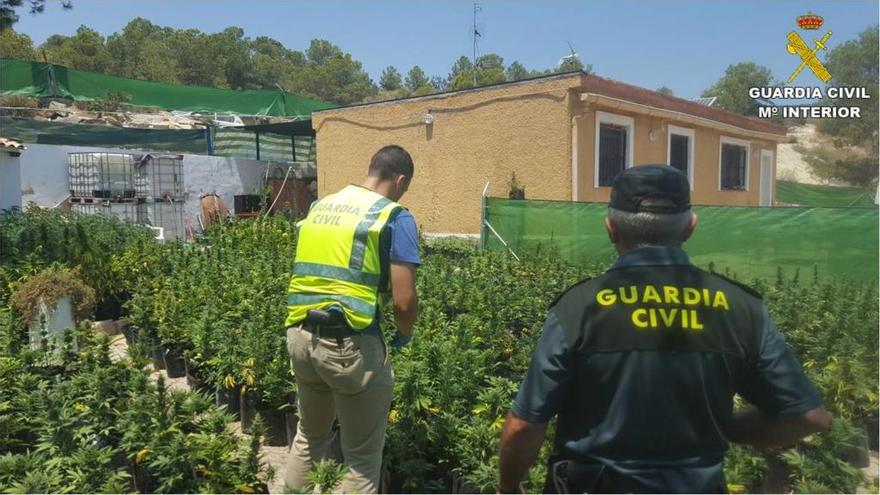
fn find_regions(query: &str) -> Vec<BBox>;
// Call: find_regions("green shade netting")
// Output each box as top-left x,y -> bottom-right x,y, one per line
1,59 -> 334,117
1,116 -> 206,154
484,198 -> 879,282
776,180 -> 876,208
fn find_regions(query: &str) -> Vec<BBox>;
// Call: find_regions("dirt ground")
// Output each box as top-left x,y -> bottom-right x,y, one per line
776,124 -> 857,187
859,452 -> 880,494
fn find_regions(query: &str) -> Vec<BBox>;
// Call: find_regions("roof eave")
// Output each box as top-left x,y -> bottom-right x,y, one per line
579,73 -> 787,139
580,93 -> 787,142
312,71 -> 584,116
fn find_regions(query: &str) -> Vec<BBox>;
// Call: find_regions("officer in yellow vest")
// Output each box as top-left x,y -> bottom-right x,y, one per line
283,145 -> 420,493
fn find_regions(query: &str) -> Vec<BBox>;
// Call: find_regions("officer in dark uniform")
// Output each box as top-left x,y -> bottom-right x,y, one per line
497,165 -> 831,494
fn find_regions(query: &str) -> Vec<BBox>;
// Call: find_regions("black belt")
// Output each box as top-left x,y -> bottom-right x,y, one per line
301,309 -> 380,339
301,324 -> 381,341
302,323 -> 357,339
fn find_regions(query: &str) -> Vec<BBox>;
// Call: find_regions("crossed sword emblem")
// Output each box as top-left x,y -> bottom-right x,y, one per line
787,30 -> 833,83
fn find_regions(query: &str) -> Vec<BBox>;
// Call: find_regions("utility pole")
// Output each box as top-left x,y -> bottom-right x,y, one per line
473,3 -> 481,86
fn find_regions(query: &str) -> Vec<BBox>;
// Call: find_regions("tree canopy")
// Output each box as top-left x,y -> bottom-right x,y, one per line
1,17 -> 594,105
404,65 -> 430,92
817,26 -> 878,150
808,26 -> 879,187
701,62 -> 774,116
379,66 -> 402,91
656,86 -> 674,96
1,0 -> 72,32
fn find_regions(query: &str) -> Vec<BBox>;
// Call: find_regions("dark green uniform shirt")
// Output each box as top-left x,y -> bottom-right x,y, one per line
512,247 -> 822,493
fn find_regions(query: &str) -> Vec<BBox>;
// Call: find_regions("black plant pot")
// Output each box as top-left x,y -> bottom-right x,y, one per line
260,407 -> 289,447
121,325 -> 138,346
10,430 -> 37,453
239,390 -> 288,446
865,414 -> 879,451
151,344 -> 166,370
285,411 -> 299,448
758,454 -> 790,494
215,386 -> 241,421
109,448 -> 128,470
839,430 -> 870,468
184,360 -> 211,394
132,462 -> 155,493
240,389 -> 259,433
163,346 -> 186,378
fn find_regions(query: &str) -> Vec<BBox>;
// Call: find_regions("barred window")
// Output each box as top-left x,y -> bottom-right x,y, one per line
598,123 -> 628,187
720,142 -> 747,190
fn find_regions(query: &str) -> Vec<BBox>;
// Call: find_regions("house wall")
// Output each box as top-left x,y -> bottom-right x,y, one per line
0,153 -> 22,211
314,78 -> 784,233
574,103 -> 779,206
312,75 -> 581,234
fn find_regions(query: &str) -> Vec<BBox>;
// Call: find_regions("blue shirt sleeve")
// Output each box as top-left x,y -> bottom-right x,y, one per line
388,210 -> 420,266
511,311 -> 573,424
738,306 -> 823,416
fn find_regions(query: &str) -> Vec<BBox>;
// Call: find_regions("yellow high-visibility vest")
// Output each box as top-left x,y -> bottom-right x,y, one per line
285,185 -> 403,330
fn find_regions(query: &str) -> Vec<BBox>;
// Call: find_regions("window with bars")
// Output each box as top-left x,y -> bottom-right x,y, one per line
720,142 -> 747,190
598,123 -> 628,186
670,134 -> 689,175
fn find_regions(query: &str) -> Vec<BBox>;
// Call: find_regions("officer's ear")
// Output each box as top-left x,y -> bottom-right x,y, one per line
605,216 -> 620,244
393,173 -> 411,197
682,212 -> 698,242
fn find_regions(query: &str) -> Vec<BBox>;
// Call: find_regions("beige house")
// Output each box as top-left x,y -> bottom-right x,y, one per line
312,73 -> 787,234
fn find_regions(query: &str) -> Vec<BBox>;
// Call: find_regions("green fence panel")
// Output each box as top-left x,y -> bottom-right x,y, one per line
776,180 -> 876,207
212,129 -> 315,162
484,198 -> 879,282
1,59 -> 334,117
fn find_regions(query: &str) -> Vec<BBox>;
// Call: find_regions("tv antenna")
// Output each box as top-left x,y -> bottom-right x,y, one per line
473,3 -> 482,85
559,41 -> 581,70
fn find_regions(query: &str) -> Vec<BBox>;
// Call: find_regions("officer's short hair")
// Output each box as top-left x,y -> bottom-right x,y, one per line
607,198 -> 692,247
369,145 -> 414,182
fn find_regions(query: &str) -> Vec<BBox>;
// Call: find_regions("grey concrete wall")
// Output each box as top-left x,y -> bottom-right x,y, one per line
0,153 -> 22,211
180,154 -> 267,228
14,143 -> 310,233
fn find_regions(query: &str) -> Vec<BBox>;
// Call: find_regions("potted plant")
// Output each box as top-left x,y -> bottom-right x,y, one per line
239,355 -> 293,446
507,172 -> 525,200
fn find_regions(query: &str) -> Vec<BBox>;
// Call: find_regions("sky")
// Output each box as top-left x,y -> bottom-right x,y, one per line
10,0 -> 879,98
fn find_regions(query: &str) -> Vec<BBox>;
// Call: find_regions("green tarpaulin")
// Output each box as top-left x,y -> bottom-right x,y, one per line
484,198 -> 879,282
0,59 -> 334,118
0,116 -> 206,154
776,180 -> 876,207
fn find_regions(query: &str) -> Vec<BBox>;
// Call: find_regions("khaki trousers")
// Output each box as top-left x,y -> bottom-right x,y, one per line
284,325 -> 393,494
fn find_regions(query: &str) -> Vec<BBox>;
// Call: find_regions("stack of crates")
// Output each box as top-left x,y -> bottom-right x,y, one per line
68,153 -> 186,241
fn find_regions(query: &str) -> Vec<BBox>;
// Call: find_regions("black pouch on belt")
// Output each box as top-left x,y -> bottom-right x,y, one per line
304,309 -> 350,347
305,309 -> 346,326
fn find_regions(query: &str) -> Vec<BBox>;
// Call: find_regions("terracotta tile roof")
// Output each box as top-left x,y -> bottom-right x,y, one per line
579,73 -> 787,136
